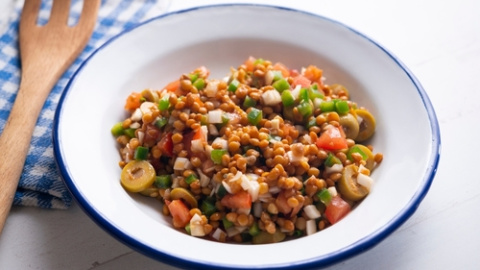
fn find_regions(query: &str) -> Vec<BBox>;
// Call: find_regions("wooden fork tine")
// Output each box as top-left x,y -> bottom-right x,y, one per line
19,0 -> 41,28
49,0 -> 71,25
77,0 -> 100,30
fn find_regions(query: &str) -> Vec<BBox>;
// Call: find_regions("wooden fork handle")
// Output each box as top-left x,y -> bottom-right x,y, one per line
0,74 -> 59,234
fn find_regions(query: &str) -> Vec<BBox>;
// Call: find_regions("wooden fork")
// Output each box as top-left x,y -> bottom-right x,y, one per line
0,0 -> 100,234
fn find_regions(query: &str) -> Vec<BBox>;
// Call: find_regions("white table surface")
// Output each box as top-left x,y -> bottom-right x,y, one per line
1,0 -> 479,269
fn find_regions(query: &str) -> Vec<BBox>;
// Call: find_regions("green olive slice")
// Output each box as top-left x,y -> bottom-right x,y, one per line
339,113 -> 359,140
337,164 -> 369,201
170,187 -> 198,208
121,160 -> 156,193
355,109 -> 376,141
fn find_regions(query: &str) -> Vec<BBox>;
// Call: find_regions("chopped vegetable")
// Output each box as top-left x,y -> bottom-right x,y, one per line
166,199 -> 192,228
125,92 -> 142,110
272,78 -> 290,92
320,100 -> 335,112
316,188 -> 332,205
297,101 -> 313,117
281,90 -> 295,107
335,100 -> 350,115
134,146 -> 149,160
247,108 -> 262,126
201,199 -> 217,217
243,96 -> 257,108
111,122 -> 124,136
158,95 -> 170,111
154,175 -> 172,189
154,117 -> 168,129
325,196 -> 351,224
228,79 -> 240,92
210,149 -> 227,165
316,126 -> 348,150
221,190 -> 252,210
193,78 -> 206,90
185,173 -> 198,185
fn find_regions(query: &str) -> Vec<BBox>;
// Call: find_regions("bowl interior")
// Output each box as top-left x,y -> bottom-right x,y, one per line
54,5 -> 438,269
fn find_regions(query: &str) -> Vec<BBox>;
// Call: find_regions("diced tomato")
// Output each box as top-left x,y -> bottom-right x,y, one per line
182,128 -> 205,156
325,196 -> 351,224
158,132 -> 173,157
272,62 -> 290,78
289,69 -> 300,77
303,65 -> 323,84
163,80 -> 180,93
316,126 -> 348,150
166,199 -> 192,228
124,92 -> 142,110
221,190 -> 252,210
292,75 -> 311,88
192,128 -> 205,141
244,56 -> 256,72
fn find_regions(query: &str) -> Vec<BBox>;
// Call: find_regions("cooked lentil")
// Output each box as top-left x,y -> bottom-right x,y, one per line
112,56 -> 382,244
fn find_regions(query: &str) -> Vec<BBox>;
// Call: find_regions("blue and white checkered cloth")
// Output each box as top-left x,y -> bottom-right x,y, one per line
0,0 -> 170,209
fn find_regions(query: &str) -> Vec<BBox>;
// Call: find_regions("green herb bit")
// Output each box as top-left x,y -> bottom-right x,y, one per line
154,175 -> 172,189
189,73 -> 199,82
297,101 -> 313,117
299,88 -> 309,102
124,128 -> 136,138
247,108 -> 263,126
308,87 -> 324,100
211,149 -> 227,165
221,113 -> 230,125
272,78 -> 290,92
325,153 -> 342,167
158,96 -> 170,111
249,221 -> 261,236
193,78 -> 206,90
185,223 -> 191,235
319,100 -> 335,112
154,117 -> 168,129
111,122 -> 124,137
316,188 -> 332,205
347,145 -> 368,161
243,96 -> 257,108
281,90 -> 295,107
293,230 -> 304,237
222,217 -> 234,229
272,70 -> 283,82
228,79 -> 240,92
201,199 -> 217,217
185,174 -> 198,185
335,100 -> 350,115
217,184 -> 228,198
134,146 -> 149,160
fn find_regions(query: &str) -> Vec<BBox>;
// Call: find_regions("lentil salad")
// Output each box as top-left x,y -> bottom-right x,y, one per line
111,56 -> 383,244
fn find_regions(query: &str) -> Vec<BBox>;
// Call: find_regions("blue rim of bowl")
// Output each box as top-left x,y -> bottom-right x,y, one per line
53,4 -> 441,270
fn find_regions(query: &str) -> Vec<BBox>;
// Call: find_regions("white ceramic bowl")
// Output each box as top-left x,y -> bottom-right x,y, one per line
53,4 -> 440,269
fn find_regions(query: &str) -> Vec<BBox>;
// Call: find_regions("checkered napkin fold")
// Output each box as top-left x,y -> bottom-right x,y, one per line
0,0 -> 170,209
